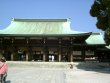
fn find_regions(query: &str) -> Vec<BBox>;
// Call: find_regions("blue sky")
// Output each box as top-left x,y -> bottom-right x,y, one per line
0,0 -> 102,32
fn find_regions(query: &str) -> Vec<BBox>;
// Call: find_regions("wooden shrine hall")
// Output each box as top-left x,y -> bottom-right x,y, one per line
0,18 -> 108,62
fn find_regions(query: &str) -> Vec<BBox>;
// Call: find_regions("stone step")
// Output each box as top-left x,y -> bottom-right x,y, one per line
7,61 -> 70,69
7,61 -> 110,70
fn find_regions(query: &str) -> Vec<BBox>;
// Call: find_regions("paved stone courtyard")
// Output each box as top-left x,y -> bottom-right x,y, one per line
6,62 -> 110,83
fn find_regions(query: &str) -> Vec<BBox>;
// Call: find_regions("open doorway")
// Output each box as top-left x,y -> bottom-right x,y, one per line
32,51 -> 43,61
61,47 -> 69,62
47,51 -> 58,62
18,49 -> 26,61
3,51 -> 11,61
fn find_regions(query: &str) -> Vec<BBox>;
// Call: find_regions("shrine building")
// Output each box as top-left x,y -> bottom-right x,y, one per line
0,18 -> 109,62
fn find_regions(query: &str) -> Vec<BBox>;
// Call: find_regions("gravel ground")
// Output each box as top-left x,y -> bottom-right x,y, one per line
6,62 -> 110,83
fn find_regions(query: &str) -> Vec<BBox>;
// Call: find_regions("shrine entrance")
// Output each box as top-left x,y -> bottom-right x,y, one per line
32,51 -> 43,61
46,47 -> 58,62
61,47 -> 69,62
32,47 -> 43,61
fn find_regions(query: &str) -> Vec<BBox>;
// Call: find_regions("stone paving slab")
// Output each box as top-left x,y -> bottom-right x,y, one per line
6,67 -> 110,83
7,68 -> 66,83
65,70 -> 110,83
6,62 -> 110,83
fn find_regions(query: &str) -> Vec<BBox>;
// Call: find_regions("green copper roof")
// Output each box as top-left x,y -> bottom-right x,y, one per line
106,45 -> 110,49
86,33 -> 106,45
0,18 -> 106,45
0,18 -> 89,35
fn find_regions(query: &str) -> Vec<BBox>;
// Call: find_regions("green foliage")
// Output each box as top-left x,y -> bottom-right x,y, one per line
90,0 -> 110,44
96,16 -> 109,30
90,0 -> 108,30
90,1 -> 100,17
104,28 -> 110,44
103,0 -> 110,7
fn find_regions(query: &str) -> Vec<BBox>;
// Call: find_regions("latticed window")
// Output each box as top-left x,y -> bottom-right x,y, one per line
85,50 -> 94,55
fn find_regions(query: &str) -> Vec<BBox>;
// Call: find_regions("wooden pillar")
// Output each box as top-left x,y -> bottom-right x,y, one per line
70,46 -> 73,62
26,53 -> 28,61
11,53 -> 14,61
58,46 -> 61,62
28,47 -> 32,61
43,38 -> 46,62
70,54 -> 73,62
43,48 -> 46,62
58,38 -> 62,62
43,53 -> 46,62
11,38 -> 14,61
26,38 -> 29,61
70,37 -> 73,62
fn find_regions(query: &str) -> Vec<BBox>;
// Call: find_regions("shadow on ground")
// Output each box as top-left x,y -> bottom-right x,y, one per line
75,62 -> 110,74
6,80 -> 11,83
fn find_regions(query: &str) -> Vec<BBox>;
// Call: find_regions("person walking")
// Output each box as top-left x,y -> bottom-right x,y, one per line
0,57 -> 8,83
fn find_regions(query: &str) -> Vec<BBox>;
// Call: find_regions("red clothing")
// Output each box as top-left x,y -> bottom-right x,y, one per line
0,62 -> 8,74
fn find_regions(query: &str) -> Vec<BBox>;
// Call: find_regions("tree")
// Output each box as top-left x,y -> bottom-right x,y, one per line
90,0 -> 110,44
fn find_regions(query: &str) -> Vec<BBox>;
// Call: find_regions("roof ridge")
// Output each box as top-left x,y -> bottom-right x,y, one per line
12,18 -> 70,22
